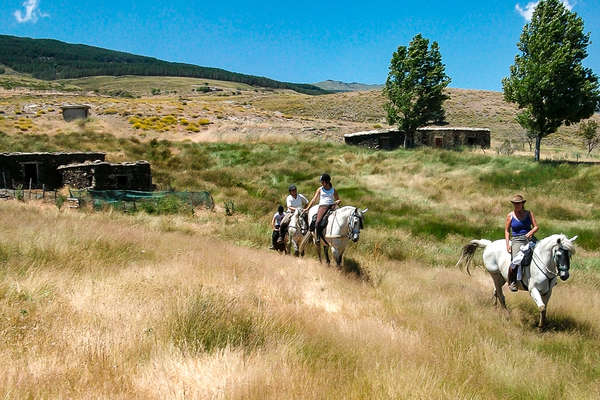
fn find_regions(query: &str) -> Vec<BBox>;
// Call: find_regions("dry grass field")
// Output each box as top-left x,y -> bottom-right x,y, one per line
1,73 -> 600,398
1,199 -> 599,399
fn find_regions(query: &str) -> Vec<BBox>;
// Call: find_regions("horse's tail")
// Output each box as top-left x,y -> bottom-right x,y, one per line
299,232 -> 313,253
456,239 -> 492,276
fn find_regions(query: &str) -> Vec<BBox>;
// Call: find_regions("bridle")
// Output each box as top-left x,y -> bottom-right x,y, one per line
347,208 -> 364,241
531,244 -> 571,281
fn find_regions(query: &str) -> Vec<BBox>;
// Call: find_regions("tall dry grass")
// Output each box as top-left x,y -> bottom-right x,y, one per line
1,201 -> 599,399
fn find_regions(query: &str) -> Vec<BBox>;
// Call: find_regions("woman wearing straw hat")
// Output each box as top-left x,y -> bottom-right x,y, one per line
504,194 -> 539,291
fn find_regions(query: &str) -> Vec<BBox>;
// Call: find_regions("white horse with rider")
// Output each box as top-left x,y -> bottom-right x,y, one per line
456,233 -> 577,328
287,208 -> 308,256
300,205 -> 367,266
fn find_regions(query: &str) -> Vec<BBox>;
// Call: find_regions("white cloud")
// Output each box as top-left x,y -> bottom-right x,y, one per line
14,0 -> 49,24
515,0 -> 574,21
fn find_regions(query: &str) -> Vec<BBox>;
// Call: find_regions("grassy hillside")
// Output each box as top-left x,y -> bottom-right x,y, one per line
250,88 -> 600,149
0,35 -> 328,95
1,128 -> 600,398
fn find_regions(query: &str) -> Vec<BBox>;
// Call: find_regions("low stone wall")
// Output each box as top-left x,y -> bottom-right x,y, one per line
58,161 -> 153,191
0,152 -> 105,189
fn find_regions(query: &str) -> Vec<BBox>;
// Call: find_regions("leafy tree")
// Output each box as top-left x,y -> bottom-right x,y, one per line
384,34 -> 451,148
503,0 -> 600,161
578,119 -> 599,156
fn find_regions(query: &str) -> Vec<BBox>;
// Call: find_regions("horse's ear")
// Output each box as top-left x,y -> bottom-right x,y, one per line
569,235 -> 578,242
362,208 -> 368,214
557,238 -> 561,245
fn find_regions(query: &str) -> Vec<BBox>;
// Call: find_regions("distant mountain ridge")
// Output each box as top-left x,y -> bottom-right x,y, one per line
313,80 -> 384,92
0,35 -> 328,95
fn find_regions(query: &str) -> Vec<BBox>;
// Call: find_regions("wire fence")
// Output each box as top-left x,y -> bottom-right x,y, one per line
69,189 -> 214,214
0,187 -> 214,215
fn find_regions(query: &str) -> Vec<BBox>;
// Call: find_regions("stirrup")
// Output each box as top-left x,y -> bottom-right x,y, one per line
508,282 -> 518,292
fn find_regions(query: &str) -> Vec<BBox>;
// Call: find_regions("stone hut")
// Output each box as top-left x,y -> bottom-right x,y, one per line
0,152 -> 105,189
58,161 -> 154,191
61,105 -> 91,122
345,127 -> 491,150
343,129 -> 405,150
416,127 -> 490,148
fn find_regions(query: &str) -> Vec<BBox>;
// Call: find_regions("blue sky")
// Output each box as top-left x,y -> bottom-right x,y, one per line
1,0 -> 599,91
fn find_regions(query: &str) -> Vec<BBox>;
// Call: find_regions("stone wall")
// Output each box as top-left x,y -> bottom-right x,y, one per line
344,130 -> 405,150
61,106 -> 90,122
0,152 -> 105,189
58,161 -> 153,191
416,127 -> 490,148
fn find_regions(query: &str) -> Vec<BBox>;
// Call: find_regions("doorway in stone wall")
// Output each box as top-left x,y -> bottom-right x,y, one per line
23,163 -> 39,187
434,137 -> 443,148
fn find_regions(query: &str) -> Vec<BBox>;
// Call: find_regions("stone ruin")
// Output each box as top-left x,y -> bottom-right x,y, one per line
58,161 -> 153,191
0,152 -> 105,189
61,105 -> 91,122
344,127 -> 491,150
0,152 -> 153,191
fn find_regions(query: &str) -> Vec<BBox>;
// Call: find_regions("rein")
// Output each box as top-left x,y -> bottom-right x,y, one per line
531,245 -> 559,281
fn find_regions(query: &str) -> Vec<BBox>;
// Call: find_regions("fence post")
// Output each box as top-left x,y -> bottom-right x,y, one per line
42,184 -> 45,200
29,177 -> 32,200
2,171 -> 6,189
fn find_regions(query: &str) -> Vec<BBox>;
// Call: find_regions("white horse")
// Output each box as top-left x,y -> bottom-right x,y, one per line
456,234 -> 577,328
287,208 -> 308,256
300,205 -> 367,267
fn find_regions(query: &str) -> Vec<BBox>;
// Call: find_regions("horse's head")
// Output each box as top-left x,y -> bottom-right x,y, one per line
348,208 -> 368,243
553,235 -> 577,281
297,208 -> 309,235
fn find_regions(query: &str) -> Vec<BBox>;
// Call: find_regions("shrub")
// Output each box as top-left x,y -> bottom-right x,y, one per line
168,292 -> 265,354
151,88 -> 161,95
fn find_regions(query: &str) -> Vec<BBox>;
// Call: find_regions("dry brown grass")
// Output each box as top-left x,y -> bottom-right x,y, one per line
2,201 -> 599,399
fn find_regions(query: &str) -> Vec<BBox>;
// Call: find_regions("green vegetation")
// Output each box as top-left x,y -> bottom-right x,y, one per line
503,0 -> 600,161
578,119 -> 599,155
1,130 -> 598,265
384,34 -> 451,147
0,35 -> 328,95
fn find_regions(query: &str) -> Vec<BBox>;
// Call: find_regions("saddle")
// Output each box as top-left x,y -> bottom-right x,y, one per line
309,208 -> 334,232
510,241 -> 536,288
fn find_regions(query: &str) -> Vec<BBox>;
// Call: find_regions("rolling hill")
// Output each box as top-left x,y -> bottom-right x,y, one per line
0,35 -> 328,95
312,80 -> 384,92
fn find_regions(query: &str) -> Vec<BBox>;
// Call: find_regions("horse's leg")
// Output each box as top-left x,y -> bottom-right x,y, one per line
316,240 -> 322,263
490,272 -> 508,315
331,246 -> 342,267
323,245 -> 331,265
538,289 -> 552,330
529,287 -> 547,328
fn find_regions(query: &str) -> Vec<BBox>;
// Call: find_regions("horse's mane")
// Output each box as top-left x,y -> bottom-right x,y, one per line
538,234 -> 577,254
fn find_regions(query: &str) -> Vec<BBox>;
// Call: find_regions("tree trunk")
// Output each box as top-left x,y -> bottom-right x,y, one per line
404,132 -> 414,149
534,135 -> 542,161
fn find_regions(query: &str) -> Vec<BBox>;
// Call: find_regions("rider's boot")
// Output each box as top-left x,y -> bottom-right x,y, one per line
507,267 -> 518,292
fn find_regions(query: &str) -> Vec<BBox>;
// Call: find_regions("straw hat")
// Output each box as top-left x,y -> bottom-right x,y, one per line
510,194 -> 526,204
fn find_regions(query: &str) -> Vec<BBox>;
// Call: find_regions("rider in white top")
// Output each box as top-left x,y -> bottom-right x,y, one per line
279,185 -> 308,243
318,186 -> 335,206
286,188 -> 308,213
304,174 -> 340,245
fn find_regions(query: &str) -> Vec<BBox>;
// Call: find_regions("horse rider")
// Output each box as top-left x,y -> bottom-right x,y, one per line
504,194 -> 539,291
270,205 -> 285,250
278,184 -> 308,243
304,173 -> 341,245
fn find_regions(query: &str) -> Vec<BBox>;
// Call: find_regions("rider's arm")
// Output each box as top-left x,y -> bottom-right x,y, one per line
271,214 -> 277,230
286,196 -> 295,212
334,189 -> 341,205
526,211 -> 539,238
505,213 -> 512,253
305,188 -> 320,210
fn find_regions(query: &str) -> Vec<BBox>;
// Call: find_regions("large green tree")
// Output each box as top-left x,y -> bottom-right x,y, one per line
503,0 -> 600,161
384,34 -> 451,148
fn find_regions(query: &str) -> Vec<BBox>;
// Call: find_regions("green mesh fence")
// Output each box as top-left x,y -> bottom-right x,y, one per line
68,189 -> 214,213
